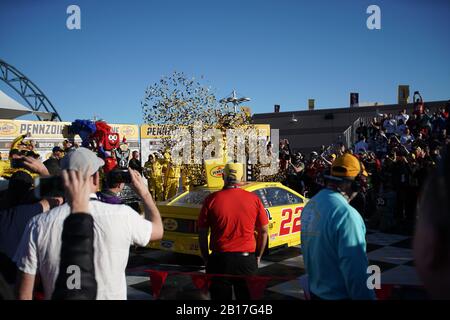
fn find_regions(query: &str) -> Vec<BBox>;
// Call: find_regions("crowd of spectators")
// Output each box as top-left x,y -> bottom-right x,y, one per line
279,102 -> 450,233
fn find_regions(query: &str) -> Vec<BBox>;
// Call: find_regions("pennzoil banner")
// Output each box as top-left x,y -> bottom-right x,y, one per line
140,125 -> 179,160
0,119 -> 139,160
0,120 -> 69,138
140,124 -> 271,165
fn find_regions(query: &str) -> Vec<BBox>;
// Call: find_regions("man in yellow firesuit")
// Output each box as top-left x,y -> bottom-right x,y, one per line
2,133 -> 38,179
162,151 -> 181,200
0,152 -> 9,177
143,153 -> 163,201
181,165 -> 192,192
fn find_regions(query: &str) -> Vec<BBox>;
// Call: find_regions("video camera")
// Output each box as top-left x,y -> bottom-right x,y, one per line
108,168 -> 132,185
34,176 -> 65,198
10,158 -> 27,169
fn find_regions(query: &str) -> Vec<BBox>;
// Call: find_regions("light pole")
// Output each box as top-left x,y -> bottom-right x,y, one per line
220,90 -> 251,113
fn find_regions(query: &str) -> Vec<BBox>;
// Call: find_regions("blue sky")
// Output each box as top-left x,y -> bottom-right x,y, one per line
1,0 -> 449,124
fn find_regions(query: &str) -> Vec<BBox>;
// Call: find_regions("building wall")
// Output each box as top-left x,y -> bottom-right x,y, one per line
253,100 -> 448,153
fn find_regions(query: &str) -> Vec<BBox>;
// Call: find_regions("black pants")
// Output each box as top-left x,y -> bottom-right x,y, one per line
206,252 -> 257,300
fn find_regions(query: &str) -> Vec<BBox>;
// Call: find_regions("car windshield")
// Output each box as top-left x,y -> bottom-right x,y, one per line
254,187 -> 303,207
170,189 -> 215,206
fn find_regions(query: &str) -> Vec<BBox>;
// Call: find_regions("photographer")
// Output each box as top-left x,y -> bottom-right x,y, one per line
0,157 -> 62,286
285,154 -> 305,194
97,169 -> 126,205
14,147 -> 163,300
129,150 -> 143,175
52,170 -> 97,300
43,146 -> 64,176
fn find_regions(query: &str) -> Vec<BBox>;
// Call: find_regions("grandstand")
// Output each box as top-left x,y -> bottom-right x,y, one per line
252,99 -> 448,154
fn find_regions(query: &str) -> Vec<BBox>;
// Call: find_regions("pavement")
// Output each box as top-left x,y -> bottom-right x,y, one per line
125,229 -> 426,300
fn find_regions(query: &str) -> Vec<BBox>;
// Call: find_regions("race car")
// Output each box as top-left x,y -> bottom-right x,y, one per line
148,181 -> 307,256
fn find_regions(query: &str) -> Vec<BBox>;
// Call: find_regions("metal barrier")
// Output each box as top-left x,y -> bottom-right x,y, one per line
139,268 -> 426,300
338,116 -> 372,150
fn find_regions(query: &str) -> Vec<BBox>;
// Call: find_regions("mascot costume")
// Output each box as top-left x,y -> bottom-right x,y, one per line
69,120 -> 121,174
69,120 -> 97,148
92,121 -> 120,173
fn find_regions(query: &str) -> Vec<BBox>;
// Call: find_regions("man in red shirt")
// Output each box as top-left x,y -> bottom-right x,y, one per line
198,163 -> 269,300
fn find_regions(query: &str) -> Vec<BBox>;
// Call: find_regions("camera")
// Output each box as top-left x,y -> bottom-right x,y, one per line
108,169 -> 131,184
10,158 -> 26,169
34,176 -> 65,198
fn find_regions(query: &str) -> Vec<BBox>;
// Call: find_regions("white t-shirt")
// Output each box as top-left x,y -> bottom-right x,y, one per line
396,113 -> 409,124
14,194 -> 152,300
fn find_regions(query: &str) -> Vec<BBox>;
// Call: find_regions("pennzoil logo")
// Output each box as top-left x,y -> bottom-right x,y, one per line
163,218 -> 178,231
0,122 -> 18,136
210,165 -> 224,178
119,126 -> 136,138
144,125 -> 173,138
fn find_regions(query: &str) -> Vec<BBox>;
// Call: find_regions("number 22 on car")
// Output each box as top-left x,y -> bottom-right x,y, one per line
267,206 -> 303,249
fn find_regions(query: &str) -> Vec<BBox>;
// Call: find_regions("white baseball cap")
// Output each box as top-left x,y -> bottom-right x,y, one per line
60,147 -> 105,176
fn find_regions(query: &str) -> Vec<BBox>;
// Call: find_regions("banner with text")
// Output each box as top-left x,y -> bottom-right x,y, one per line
0,119 -> 139,160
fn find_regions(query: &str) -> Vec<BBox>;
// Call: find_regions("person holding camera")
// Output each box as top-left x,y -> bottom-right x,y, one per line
14,147 -> 163,300
43,146 -> 64,176
285,154 -> 305,194
0,157 -> 62,286
52,169 -> 98,300
129,150 -> 143,175
96,169 -> 126,205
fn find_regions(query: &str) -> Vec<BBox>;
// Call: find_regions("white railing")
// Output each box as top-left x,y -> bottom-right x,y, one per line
340,117 -> 367,149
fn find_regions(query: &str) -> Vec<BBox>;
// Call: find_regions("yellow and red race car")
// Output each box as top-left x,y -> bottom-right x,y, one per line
148,181 -> 307,256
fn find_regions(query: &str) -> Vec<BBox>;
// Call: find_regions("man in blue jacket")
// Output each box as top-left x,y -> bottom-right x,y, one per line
301,153 -> 376,300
